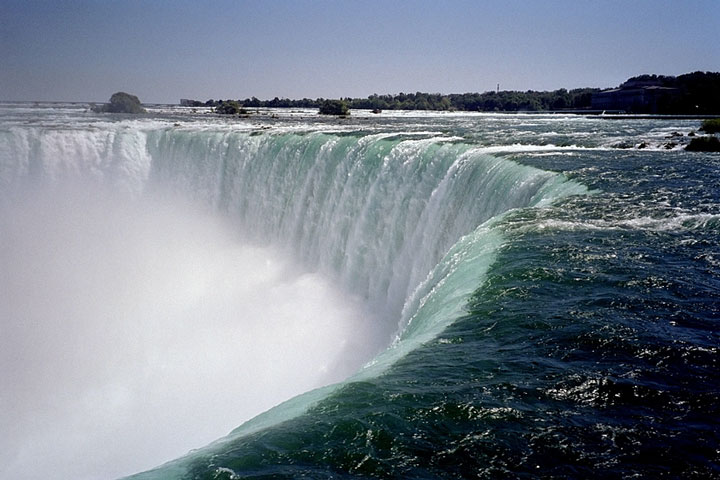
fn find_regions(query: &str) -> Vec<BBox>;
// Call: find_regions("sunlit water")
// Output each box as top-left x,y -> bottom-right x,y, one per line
1,103 -> 718,479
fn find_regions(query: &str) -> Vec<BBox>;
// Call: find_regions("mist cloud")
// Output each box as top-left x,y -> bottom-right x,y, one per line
0,185 -> 380,480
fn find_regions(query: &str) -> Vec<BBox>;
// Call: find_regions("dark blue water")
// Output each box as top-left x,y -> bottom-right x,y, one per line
157,147 -> 719,479
1,105 -> 718,479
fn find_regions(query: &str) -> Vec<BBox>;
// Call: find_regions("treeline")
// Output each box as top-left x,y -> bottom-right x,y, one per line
182,71 -> 719,113
183,88 -> 598,112
620,71 -> 720,114
350,89 -> 598,111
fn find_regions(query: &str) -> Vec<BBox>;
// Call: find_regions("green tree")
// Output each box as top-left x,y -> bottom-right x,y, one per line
215,100 -> 246,115
93,92 -> 146,114
318,99 -> 349,116
700,118 -> 720,134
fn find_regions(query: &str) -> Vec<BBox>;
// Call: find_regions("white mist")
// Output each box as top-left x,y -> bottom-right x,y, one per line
0,185 -> 379,480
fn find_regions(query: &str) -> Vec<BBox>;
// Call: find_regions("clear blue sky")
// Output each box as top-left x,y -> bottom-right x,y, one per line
2,0 -> 719,103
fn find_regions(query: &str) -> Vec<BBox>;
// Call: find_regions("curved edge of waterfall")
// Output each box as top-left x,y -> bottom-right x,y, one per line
0,124 -> 589,480
121,177 -> 587,480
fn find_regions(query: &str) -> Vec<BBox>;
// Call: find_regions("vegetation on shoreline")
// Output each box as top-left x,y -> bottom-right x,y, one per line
186,88 -> 598,113
700,118 -> 720,134
182,71 -> 720,114
318,99 -> 349,116
614,72 -> 720,114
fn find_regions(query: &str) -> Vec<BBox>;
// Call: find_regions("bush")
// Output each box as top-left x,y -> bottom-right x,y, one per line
685,136 -> 720,152
700,118 -> 720,134
93,92 -> 146,114
214,100 -> 247,115
318,99 -> 349,116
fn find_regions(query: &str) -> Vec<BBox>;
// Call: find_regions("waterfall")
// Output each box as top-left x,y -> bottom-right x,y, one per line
144,129 -> 582,337
0,122 -> 586,479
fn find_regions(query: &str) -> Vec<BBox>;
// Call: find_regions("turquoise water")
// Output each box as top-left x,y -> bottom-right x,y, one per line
1,104 -> 718,479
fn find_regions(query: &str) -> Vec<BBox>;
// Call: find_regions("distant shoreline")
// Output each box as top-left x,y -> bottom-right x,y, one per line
590,114 -> 720,120
4,100 -> 720,120
178,71 -> 720,116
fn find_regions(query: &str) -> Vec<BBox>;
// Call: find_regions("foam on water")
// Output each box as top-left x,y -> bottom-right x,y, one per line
0,108 -> 587,479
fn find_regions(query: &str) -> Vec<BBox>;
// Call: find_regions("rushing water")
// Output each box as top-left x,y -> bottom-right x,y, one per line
0,103 -> 718,479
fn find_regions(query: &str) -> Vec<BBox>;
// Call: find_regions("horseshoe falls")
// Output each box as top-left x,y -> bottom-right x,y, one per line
1,104 -> 718,480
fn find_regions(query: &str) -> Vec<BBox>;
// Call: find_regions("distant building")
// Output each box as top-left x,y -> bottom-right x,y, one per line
592,79 -> 679,113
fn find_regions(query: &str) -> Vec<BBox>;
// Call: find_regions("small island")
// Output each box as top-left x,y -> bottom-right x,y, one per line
213,100 -> 248,115
684,119 -> 720,152
318,99 -> 349,116
92,92 -> 146,114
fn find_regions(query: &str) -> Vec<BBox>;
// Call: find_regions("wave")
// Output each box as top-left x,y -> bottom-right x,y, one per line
525,213 -> 720,233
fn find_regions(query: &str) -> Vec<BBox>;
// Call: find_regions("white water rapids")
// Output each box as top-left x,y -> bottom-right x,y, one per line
0,108 -> 584,479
